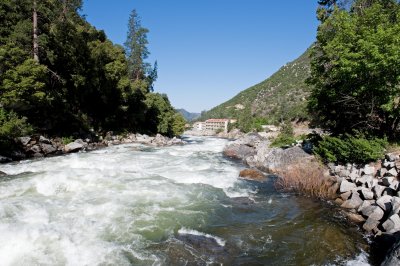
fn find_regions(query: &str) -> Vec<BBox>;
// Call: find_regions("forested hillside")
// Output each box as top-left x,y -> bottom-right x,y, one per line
199,48 -> 312,131
0,0 -> 185,153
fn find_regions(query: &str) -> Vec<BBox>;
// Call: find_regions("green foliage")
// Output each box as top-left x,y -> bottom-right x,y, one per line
314,134 -> 388,164
270,123 -> 296,148
199,48 -> 312,131
171,113 -> 186,136
308,0 -> 400,138
0,2 -> 178,156
0,108 -> 32,151
61,136 -> 74,145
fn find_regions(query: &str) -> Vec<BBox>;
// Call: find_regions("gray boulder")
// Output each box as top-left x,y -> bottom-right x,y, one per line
382,214 -> 400,233
386,153 -> 400,162
235,132 -> 264,148
363,165 -> 376,176
40,143 -> 57,155
29,145 -> 41,154
340,180 -> 357,193
363,217 -> 380,232
39,136 -> 51,144
360,188 -> 374,200
223,143 -> 256,161
17,136 -> 31,146
382,176 -> 395,187
387,168 -> 398,177
373,184 -> 386,199
341,193 -> 363,209
358,200 -> 372,213
340,191 -> 352,201
362,205 -> 384,221
64,140 -> 85,153
377,195 -> 393,211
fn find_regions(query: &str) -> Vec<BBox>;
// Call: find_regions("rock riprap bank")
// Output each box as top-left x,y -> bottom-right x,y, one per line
0,133 -> 184,163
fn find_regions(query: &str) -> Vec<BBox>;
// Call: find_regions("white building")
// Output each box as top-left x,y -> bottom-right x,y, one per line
193,122 -> 204,130
204,119 -> 229,133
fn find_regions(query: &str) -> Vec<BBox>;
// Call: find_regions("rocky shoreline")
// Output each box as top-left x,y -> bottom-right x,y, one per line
0,133 -> 185,164
223,132 -> 400,265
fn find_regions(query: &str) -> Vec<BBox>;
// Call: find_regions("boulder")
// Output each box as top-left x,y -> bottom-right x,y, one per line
363,165 -> 376,176
386,168 -> 398,177
239,169 -> 266,181
363,217 -> 380,232
346,212 -> 366,223
358,200 -> 372,213
383,160 -> 396,169
362,205 -> 384,221
377,195 -> 393,212
382,214 -> 400,233
249,146 -> 313,173
64,140 -> 84,153
17,136 -> 31,146
360,188 -> 374,200
223,143 -> 256,161
348,171 -> 360,182
373,184 -> 386,199
39,136 -> 51,144
40,143 -> 57,155
340,191 -> 352,201
235,132 -> 265,148
340,180 -> 357,193
391,197 -> 400,215
335,198 -> 344,205
0,156 -> 12,163
0,171 -> 7,176
341,193 -> 363,209
28,145 -> 41,154
378,168 -> 388,178
386,153 -> 400,162
390,181 -> 400,191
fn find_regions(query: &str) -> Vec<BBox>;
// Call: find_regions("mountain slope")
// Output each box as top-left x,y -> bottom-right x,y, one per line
199,47 -> 312,129
176,109 -> 200,121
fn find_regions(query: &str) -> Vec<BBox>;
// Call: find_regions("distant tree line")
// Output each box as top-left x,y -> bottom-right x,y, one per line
0,0 -> 185,152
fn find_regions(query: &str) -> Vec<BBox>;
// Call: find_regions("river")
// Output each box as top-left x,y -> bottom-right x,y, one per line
0,136 -> 371,265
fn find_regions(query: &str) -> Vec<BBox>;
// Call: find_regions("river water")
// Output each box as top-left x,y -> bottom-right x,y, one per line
0,136 -> 371,265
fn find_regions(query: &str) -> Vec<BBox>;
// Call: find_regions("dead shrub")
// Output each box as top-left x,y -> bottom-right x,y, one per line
275,161 -> 337,199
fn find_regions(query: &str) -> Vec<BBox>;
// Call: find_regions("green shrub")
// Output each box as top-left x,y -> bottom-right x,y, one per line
270,123 -> 296,148
314,134 -> 388,164
61,136 -> 74,145
0,108 -> 32,153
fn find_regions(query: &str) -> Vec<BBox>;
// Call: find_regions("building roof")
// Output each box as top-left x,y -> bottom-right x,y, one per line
205,119 -> 229,122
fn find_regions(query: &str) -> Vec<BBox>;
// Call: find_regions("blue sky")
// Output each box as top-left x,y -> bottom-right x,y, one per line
82,1 -> 319,113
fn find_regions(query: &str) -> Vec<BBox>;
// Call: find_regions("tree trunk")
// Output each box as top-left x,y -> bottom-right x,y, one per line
33,0 -> 39,62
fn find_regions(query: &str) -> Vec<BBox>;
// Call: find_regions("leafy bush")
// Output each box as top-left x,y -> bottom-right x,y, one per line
314,134 -> 388,164
61,136 -> 74,145
0,108 -> 32,153
270,123 -> 296,148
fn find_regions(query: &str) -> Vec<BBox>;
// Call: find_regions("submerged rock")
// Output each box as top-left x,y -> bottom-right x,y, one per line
239,168 -> 266,181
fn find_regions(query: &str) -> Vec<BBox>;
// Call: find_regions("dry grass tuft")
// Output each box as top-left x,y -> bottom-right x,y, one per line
275,161 -> 337,199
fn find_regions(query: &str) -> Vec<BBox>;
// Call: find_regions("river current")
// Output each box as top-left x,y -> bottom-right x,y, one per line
0,136 -> 371,265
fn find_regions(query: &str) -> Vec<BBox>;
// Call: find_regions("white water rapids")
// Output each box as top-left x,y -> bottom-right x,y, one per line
0,136 -> 370,265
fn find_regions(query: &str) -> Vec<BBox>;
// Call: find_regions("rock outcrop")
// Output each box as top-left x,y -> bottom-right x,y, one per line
239,168 -> 266,181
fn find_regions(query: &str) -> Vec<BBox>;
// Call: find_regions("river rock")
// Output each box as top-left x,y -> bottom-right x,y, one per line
239,169 -> 266,181
386,153 -> 400,162
358,200 -> 372,213
383,214 -> 400,233
386,168 -> 398,177
341,193 -> 363,209
362,165 -> 375,176
390,181 -> 400,191
0,171 -> 7,176
348,171 -> 360,182
340,191 -> 352,201
363,217 -> 380,232
223,143 -> 256,161
373,184 -> 386,199
340,180 -> 357,193
0,156 -> 12,163
377,195 -> 393,212
346,212 -> 366,223
64,140 -> 85,153
360,188 -> 374,200
40,143 -> 57,155
362,205 -> 384,221
383,160 -> 396,169
39,136 -> 51,144
391,197 -> 400,215
17,136 -> 31,146
378,168 -> 388,178
28,144 -> 41,154
235,132 -> 264,148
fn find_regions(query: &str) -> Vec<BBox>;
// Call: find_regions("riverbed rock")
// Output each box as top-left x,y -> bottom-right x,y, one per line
40,143 -> 57,155
17,136 -> 31,146
341,193 -> 363,209
340,191 -> 352,201
239,169 -> 266,181
362,205 -> 384,221
362,165 -> 376,176
346,212 -> 366,223
363,217 -> 380,232
386,168 -> 398,177
0,171 -> 7,176
0,156 -> 12,163
28,144 -> 41,154
39,136 -> 51,144
247,146 -> 312,174
64,140 -> 85,153
223,143 -> 256,161
360,188 -> 374,200
383,214 -> 400,233
373,184 -> 386,199
377,195 -> 393,212
340,180 -> 357,193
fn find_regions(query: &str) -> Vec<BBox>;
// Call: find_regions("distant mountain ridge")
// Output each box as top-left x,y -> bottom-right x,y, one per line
176,109 -> 200,121
199,47 -> 312,129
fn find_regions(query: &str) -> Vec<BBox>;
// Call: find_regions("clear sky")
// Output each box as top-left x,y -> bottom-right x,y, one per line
82,1 -> 319,113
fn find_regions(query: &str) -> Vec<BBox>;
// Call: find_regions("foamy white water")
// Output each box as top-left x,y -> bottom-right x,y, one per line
0,136 -> 370,265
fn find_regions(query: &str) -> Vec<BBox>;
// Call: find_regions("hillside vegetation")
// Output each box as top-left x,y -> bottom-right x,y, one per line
199,48 -> 312,131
